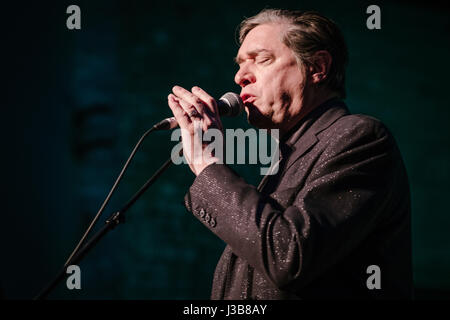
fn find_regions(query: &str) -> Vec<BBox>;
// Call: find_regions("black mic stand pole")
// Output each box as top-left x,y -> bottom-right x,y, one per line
34,156 -> 174,300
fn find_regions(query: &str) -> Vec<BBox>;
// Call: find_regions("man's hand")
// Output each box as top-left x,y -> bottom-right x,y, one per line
168,85 -> 224,176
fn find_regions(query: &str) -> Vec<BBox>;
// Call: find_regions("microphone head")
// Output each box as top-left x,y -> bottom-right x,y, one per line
218,92 -> 244,117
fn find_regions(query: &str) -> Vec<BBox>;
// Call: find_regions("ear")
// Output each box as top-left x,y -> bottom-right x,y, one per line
309,50 -> 333,84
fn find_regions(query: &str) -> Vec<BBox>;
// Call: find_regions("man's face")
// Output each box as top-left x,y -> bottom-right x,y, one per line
235,23 -> 307,132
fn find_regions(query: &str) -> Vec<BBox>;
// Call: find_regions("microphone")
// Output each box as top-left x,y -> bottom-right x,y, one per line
154,92 -> 244,130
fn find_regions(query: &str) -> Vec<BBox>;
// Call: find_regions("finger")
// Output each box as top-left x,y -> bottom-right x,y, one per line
191,86 -> 223,132
178,97 -> 215,132
177,98 -> 203,120
172,85 -> 206,115
168,94 -> 191,128
192,86 -> 219,116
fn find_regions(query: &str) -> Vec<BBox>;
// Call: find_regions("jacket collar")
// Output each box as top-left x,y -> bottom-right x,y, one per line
281,98 -> 350,172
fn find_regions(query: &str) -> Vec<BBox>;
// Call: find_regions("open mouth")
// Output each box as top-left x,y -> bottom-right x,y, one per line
241,94 -> 256,105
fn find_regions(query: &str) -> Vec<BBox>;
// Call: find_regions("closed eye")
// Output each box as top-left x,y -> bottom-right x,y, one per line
256,55 -> 273,64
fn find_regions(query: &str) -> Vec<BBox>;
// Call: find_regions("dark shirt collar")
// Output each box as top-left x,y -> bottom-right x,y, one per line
279,97 -> 345,157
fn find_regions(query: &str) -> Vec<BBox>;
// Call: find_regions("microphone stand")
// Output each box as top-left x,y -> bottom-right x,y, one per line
34,119 -> 176,300
35,156 -> 173,300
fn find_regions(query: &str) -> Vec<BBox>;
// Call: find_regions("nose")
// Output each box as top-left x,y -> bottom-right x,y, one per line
234,65 -> 255,87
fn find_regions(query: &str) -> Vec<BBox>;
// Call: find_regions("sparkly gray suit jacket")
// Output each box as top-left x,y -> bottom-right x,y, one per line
184,99 -> 413,299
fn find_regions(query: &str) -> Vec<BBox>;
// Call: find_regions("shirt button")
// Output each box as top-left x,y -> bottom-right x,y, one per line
205,213 -> 211,223
210,217 -> 216,228
199,209 -> 205,218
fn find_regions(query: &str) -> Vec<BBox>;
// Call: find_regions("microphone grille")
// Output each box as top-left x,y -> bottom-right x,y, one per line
219,92 -> 244,117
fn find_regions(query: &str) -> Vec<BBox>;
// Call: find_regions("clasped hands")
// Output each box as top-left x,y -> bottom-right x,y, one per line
168,85 -> 223,176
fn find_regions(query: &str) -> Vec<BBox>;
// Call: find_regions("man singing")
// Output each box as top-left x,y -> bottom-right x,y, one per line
167,9 -> 413,299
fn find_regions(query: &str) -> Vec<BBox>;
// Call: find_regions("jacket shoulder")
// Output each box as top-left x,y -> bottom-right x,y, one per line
334,113 -> 389,136
312,112 -> 399,165
319,112 -> 392,145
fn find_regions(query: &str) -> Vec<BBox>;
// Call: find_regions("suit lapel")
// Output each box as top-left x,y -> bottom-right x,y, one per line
257,100 -> 349,192
282,133 -> 318,174
282,101 -> 350,173
257,171 -> 272,191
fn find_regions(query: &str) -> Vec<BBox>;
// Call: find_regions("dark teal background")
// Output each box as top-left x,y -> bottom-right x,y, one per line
2,0 -> 449,299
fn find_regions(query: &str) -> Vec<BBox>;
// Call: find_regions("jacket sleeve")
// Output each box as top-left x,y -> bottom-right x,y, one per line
184,118 -> 405,290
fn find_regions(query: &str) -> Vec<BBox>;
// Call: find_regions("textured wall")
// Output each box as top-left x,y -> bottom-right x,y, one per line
2,0 -> 449,299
